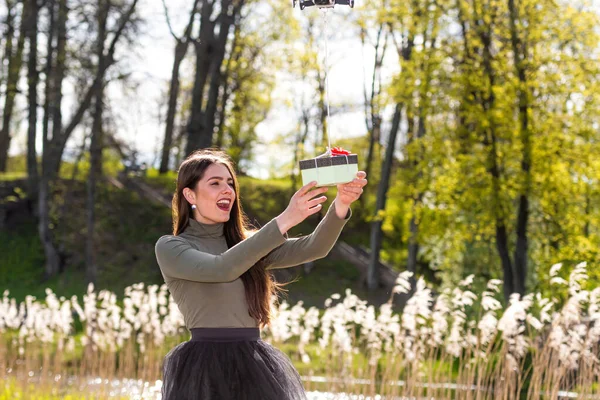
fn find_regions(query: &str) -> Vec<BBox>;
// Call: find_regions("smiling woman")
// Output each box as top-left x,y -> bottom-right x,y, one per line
154,148 -> 366,399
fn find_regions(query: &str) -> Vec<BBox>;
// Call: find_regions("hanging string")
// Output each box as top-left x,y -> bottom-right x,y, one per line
322,8 -> 332,156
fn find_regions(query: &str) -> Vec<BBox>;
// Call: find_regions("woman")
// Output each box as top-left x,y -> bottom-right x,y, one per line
154,148 -> 367,400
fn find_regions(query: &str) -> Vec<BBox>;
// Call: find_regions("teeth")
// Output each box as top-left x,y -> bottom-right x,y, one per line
217,200 -> 231,206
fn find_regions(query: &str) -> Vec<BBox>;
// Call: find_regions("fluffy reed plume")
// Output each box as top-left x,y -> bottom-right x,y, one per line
1,261 -> 599,399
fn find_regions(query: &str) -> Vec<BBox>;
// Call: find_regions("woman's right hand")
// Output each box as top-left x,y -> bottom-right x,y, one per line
275,181 -> 329,235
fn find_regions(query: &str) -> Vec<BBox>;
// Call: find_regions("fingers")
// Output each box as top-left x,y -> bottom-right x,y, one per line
300,186 -> 328,202
307,195 -> 328,208
297,180 -> 318,197
338,172 -> 368,189
355,171 -> 367,186
307,203 -> 323,215
343,178 -> 367,188
340,186 -> 363,195
292,182 -> 328,218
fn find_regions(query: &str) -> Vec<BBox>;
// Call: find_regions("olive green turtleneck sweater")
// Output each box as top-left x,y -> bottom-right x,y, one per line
154,201 -> 351,329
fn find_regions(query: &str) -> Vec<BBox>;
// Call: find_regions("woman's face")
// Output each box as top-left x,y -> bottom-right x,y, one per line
186,163 -> 236,225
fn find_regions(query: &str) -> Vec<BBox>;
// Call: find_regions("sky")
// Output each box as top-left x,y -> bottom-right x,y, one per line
8,0 -> 400,179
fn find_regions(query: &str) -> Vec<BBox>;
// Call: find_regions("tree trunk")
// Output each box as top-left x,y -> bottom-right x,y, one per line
584,185 -> 591,237
25,0 -> 39,197
86,87 -> 103,285
0,0 -> 17,151
480,20 -> 515,301
38,0 -> 65,280
368,102 -> 402,290
291,108 -> 311,195
185,0 -> 242,155
159,0 -> 200,174
37,175 -> 61,279
407,214 -> 419,274
185,0 -> 215,156
406,115 -> 426,277
42,0 -> 56,170
362,25 -> 386,182
0,0 -> 28,172
214,16 -> 243,149
316,66 -> 328,151
160,43 -> 188,173
0,1 -> 17,92
508,0 -> 531,296
86,0 -> 110,286
203,3 -> 236,148
25,3 -> 59,278
45,0 -> 66,182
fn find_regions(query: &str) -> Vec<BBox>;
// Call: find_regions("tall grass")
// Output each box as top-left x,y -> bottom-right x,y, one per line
0,262 -> 598,399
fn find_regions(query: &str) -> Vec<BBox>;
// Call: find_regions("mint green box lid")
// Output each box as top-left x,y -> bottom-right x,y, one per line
299,154 -> 358,187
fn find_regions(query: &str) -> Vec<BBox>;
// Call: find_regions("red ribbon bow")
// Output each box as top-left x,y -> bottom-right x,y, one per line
330,146 -> 351,156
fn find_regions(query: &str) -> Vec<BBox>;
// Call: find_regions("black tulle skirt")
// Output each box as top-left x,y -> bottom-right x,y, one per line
161,327 -> 308,400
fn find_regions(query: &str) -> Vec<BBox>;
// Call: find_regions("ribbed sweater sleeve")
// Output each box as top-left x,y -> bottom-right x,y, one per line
264,201 -> 351,270
155,218 -> 287,283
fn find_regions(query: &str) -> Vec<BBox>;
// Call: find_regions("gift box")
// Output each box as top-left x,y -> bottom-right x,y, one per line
299,148 -> 358,187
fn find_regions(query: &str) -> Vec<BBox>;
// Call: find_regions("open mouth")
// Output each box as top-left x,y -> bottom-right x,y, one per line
217,199 -> 231,212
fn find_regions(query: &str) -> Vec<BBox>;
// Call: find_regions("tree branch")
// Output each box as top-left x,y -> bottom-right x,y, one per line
63,0 -> 139,139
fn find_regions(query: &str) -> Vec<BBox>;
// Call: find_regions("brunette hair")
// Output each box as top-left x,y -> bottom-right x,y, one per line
171,148 -> 292,329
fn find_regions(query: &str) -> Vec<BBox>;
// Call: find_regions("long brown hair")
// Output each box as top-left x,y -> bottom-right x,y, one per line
171,148 -> 292,329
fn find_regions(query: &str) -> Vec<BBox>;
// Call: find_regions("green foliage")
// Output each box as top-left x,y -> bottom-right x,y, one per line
51,180 -> 169,297
0,174 -> 171,302
4,155 -> 28,173
0,221 -> 48,301
145,167 -> 177,193
0,172 -> 26,181
56,148 -> 123,181
373,0 -> 600,294
1,155 -> 28,180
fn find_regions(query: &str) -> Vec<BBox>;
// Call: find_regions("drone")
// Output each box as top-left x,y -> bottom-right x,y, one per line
293,0 -> 354,10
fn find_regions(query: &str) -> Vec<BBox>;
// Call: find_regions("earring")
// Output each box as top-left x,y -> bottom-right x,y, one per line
191,204 -> 197,210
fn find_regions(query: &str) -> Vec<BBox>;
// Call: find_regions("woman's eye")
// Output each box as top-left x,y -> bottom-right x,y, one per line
211,182 -> 234,188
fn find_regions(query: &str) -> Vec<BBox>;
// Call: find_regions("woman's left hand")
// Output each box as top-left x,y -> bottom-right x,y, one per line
334,171 -> 367,217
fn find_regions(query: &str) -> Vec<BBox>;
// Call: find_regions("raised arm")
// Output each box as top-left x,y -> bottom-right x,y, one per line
155,218 -> 287,283
155,174 -> 366,282
264,201 -> 352,270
